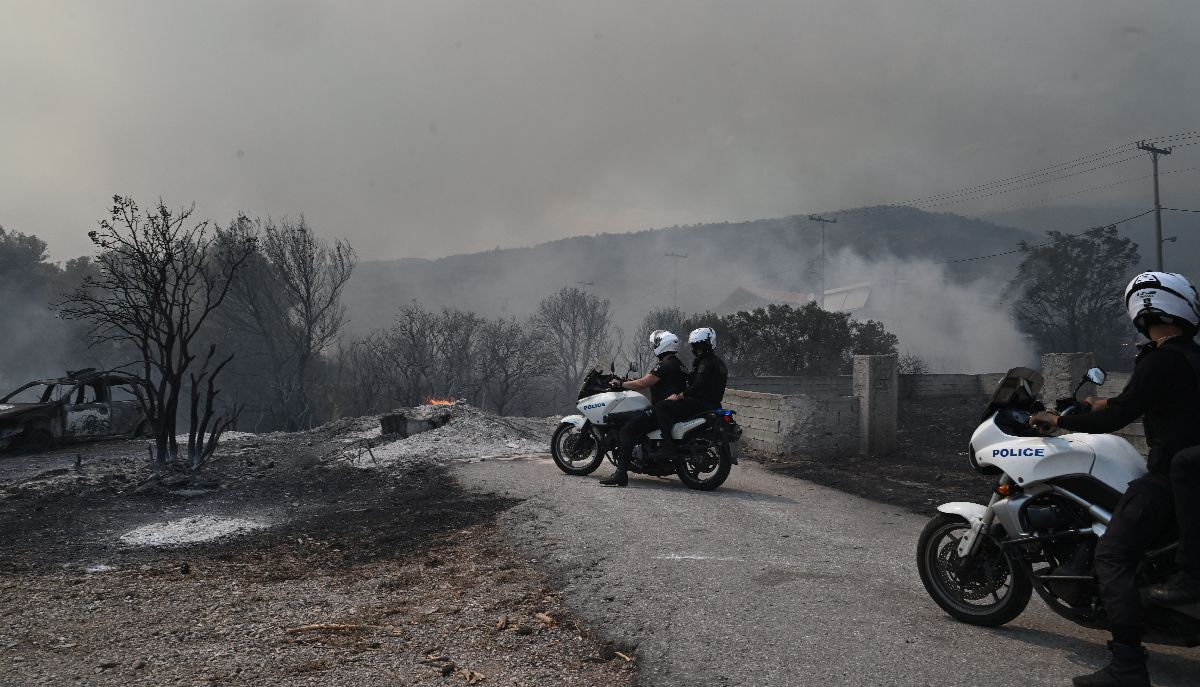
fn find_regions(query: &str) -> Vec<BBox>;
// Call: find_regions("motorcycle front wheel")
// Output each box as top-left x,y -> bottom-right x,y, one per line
917,513 -> 1032,627
550,423 -> 604,476
675,441 -> 731,491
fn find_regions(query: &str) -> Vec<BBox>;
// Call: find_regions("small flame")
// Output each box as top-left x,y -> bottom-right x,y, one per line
425,397 -> 456,406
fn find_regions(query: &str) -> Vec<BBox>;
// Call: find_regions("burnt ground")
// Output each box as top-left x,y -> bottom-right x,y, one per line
755,396 -> 996,514
0,430 -> 635,687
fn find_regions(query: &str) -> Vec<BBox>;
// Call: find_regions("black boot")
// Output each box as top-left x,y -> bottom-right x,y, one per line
1148,572 -> 1200,606
1072,642 -> 1150,687
598,470 -> 628,487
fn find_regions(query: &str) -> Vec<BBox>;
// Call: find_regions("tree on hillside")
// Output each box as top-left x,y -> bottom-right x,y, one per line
61,196 -> 255,466
217,215 -> 356,430
1009,225 -> 1139,366
535,287 -> 611,399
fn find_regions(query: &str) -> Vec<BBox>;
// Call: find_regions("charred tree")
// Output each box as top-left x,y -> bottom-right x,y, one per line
535,287 -> 611,400
218,215 -> 355,430
60,196 -> 254,465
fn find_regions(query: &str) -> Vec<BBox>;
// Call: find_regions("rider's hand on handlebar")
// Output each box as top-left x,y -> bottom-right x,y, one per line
609,378 -> 623,390
1029,411 -> 1059,435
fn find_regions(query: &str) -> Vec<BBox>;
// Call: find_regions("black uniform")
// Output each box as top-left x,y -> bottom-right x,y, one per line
654,350 -> 728,444
1057,337 -> 1200,642
647,356 -> 688,404
614,355 -> 688,470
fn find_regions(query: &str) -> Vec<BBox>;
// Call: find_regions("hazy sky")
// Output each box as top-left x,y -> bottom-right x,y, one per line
3,0 -> 1197,261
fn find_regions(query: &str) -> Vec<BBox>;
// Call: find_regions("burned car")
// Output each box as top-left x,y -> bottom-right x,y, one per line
0,369 -> 148,452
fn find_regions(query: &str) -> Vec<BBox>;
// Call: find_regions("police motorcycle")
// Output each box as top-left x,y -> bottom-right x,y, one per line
550,364 -> 742,491
916,366 -> 1200,645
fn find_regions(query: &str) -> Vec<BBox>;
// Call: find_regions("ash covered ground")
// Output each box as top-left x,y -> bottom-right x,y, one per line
0,405 -> 632,687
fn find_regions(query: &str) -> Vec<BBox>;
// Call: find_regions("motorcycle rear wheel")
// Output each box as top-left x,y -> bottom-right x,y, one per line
917,513 -> 1031,627
550,423 -> 604,476
675,441 -> 731,491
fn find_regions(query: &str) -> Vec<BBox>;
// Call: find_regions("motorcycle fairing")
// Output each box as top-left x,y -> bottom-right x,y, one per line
1068,433 -> 1147,491
973,414 -> 1148,492
972,417 -> 1096,484
577,390 -> 650,425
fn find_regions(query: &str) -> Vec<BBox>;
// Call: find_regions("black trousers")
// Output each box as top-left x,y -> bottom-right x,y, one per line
653,397 -> 718,445
1171,445 -> 1200,574
1094,473 -> 1175,641
615,410 -> 658,470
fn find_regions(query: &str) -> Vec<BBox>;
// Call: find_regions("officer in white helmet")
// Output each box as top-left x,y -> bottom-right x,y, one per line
654,327 -> 729,456
1031,271 -> 1200,687
599,330 -> 688,487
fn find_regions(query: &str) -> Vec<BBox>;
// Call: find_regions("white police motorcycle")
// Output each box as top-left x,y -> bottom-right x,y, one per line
916,366 -> 1200,645
550,365 -> 741,491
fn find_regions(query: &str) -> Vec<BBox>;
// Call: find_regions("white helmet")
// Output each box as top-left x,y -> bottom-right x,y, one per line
1124,271 -> 1200,337
688,327 -> 717,351
649,329 -> 680,357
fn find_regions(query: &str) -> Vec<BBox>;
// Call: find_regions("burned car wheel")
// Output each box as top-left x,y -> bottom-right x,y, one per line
23,427 -> 55,452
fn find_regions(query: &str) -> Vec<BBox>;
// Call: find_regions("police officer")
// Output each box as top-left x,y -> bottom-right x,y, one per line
654,327 -> 728,452
1030,271 -> 1200,687
599,330 -> 688,487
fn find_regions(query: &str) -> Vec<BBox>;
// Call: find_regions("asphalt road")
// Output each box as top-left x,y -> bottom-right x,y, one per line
454,457 -> 1199,687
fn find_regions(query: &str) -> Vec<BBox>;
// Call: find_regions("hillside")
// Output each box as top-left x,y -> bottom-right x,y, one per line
342,206 -> 1041,333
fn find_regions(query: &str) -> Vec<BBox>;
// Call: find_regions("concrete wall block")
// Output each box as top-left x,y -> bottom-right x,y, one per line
853,354 -> 898,456
1041,352 -> 1097,404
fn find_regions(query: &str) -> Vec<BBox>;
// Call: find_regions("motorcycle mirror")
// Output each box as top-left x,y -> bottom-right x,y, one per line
1086,367 -> 1106,385
628,362 -> 638,373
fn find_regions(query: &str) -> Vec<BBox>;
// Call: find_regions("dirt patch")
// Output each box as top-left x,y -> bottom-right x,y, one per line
0,417 -> 634,687
755,396 -> 995,514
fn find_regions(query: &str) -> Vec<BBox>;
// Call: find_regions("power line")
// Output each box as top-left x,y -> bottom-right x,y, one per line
917,153 -> 1145,209
974,166 -> 1199,215
905,147 -> 1142,207
813,129 -> 1199,221
936,209 -> 1153,264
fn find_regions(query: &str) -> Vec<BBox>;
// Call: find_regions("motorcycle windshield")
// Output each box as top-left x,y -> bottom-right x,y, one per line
981,367 -> 1045,422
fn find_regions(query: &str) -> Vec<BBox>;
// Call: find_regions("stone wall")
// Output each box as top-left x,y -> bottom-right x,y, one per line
722,390 -> 859,456
726,376 -> 852,397
898,373 -> 1005,400
730,372 -> 1010,401
724,355 -> 1144,458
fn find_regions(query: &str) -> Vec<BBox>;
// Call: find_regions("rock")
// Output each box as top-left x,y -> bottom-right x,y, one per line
179,562 -> 191,575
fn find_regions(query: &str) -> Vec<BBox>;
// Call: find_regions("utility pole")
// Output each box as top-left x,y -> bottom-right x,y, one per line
1138,141 -> 1173,271
664,252 -> 688,308
808,215 -> 837,308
